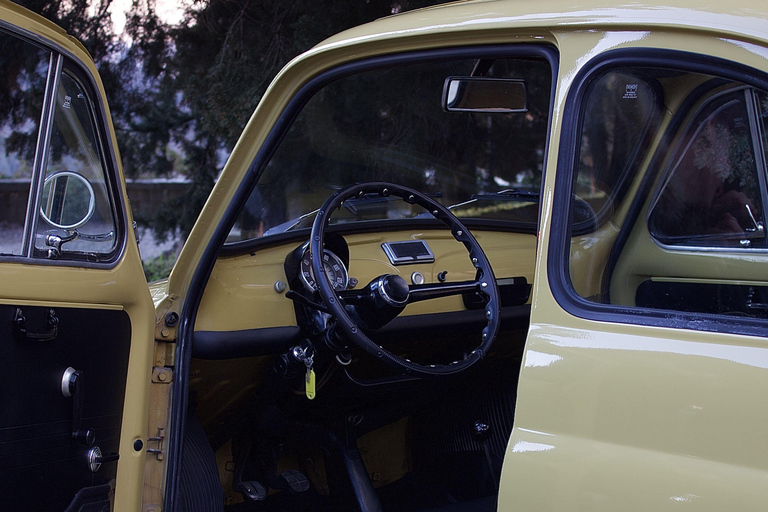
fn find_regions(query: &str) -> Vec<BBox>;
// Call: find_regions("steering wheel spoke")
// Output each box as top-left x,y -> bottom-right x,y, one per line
407,280 -> 480,303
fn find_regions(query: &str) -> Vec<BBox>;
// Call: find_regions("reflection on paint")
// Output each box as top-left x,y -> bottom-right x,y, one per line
670,493 -> 700,503
512,440 -> 555,453
722,38 -> 768,60
524,350 -> 563,368
537,326 -> 768,370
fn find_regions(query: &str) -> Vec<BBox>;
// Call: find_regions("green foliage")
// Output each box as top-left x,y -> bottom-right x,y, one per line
142,250 -> 176,282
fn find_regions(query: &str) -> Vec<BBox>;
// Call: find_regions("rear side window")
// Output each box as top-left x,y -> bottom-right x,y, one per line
649,88 -> 766,248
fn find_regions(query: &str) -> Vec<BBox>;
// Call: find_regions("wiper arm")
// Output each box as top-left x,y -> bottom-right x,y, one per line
263,208 -> 321,236
472,188 -> 539,201
447,188 -> 540,210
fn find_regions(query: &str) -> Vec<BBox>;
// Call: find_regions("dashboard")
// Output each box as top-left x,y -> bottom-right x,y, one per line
192,229 -> 536,360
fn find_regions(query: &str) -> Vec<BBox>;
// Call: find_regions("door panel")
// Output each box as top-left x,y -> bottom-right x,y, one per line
0,305 -> 131,510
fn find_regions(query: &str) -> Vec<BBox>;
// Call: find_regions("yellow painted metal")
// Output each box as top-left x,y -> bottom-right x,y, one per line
184,8 -> 768,512
195,229 -> 535,332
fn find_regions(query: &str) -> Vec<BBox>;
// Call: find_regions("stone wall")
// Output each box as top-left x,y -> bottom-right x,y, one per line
0,179 -> 190,223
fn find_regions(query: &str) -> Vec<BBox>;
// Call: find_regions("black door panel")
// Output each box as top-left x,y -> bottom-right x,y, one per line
0,305 -> 131,510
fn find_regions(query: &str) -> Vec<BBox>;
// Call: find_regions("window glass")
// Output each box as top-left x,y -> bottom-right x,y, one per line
566,63 -> 768,323
227,55 -> 552,242
0,32 -> 50,256
34,70 -> 117,258
576,71 -> 662,227
648,88 -> 765,248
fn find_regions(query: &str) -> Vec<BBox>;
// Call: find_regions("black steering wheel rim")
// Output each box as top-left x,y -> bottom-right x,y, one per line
310,182 -> 500,377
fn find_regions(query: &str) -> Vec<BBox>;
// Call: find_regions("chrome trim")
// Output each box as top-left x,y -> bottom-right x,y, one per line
22,53 -> 62,256
376,276 -> 409,307
61,366 -> 76,398
39,171 -> 96,230
381,240 -> 435,265
88,446 -> 102,473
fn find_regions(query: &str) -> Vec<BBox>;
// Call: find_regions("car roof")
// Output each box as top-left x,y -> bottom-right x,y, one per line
317,0 -> 768,50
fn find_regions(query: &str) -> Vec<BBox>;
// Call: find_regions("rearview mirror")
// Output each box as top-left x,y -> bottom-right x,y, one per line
442,77 -> 528,113
40,171 -> 95,230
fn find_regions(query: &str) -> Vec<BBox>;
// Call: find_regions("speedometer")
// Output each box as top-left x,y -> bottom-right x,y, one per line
299,249 -> 349,292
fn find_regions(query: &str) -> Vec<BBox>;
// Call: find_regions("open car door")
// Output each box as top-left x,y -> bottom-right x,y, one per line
0,3 -> 154,510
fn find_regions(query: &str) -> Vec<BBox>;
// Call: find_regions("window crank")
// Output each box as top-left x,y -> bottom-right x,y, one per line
61,367 -> 95,446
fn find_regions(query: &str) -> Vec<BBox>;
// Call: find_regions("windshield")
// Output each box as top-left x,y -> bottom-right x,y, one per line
227,53 -> 552,242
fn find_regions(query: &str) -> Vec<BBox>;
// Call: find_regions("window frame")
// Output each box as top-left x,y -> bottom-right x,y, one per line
548,48 -> 768,338
0,23 -> 126,268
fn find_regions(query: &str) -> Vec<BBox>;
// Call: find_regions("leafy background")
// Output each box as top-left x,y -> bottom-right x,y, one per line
13,0 -> 447,278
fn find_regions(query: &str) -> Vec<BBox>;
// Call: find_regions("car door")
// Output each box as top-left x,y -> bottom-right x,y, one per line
0,5 -> 154,511
501,28 -> 768,511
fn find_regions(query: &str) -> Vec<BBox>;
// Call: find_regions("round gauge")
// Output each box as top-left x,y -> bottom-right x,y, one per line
300,249 -> 349,292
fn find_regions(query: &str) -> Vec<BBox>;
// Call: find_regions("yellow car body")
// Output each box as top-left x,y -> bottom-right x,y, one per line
1,0 -> 767,511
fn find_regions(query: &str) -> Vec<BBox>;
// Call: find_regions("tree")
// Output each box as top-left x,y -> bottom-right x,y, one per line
16,0 -> 450,242
120,0 -> 448,241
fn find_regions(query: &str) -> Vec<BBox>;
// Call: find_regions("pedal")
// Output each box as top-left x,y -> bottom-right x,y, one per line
238,480 -> 267,501
280,469 -> 310,494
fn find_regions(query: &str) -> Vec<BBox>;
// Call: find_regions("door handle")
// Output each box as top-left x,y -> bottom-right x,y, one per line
14,308 -> 58,341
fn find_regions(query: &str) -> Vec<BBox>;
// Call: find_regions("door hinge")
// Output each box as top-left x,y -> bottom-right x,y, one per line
153,341 -> 176,368
147,427 -> 165,461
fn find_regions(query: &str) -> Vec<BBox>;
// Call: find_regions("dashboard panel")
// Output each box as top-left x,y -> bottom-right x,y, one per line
195,229 -> 536,333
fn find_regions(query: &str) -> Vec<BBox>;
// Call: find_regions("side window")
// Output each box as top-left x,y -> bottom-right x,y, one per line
568,69 -> 664,299
0,28 -> 119,264
34,70 -> 117,258
0,32 -> 50,256
576,71 -> 662,225
648,88 -> 766,248
562,59 -> 768,329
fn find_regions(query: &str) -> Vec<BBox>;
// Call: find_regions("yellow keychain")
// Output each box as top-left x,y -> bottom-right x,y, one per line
305,367 -> 316,400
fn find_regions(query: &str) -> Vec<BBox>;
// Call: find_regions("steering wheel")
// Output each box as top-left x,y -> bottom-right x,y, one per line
310,182 -> 500,377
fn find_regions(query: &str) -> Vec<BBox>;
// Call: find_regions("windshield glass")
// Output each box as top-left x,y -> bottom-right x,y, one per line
227,53 -> 552,242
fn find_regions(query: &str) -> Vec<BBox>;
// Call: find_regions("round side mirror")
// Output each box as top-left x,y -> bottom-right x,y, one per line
40,171 -> 96,230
